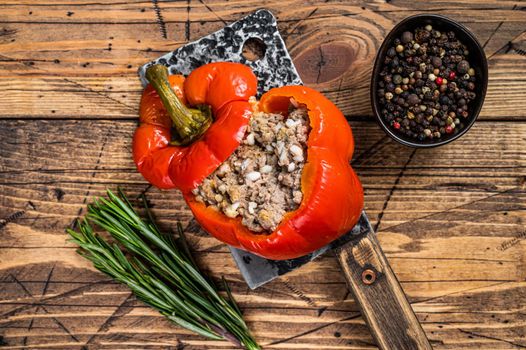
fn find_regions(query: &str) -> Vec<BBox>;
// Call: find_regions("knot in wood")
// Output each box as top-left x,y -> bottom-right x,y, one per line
295,43 -> 355,84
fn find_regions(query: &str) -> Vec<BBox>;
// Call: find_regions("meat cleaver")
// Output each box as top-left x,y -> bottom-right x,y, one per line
139,9 -> 432,350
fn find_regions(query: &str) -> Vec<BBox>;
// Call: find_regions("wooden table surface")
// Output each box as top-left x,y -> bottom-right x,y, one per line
0,1 -> 525,349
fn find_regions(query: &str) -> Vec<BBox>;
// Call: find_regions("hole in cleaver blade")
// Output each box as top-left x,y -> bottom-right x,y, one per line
138,9 -> 302,96
137,9 -> 373,289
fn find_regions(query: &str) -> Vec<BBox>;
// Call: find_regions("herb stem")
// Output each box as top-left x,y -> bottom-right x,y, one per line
67,189 -> 259,349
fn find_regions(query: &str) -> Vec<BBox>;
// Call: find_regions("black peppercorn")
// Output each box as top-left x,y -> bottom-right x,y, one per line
390,57 -> 400,68
457,60 -> 470,74
407,94 -> 420,105
424,91 -> 433,100
431,56 -> 442,68
440,95 -> 449,105
401,31 -> 413,44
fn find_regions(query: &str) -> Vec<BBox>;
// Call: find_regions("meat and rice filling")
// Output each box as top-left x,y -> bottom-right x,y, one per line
192,104 -> 310,232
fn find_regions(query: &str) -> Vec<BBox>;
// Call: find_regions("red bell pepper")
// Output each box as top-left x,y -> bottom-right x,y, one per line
134,63 -> 364,260
133,63 -> 257,191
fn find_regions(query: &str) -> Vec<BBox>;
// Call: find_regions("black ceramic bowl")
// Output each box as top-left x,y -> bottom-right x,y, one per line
371,14 -> 488,148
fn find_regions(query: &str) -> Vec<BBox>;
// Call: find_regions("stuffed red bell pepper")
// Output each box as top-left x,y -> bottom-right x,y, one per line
133,63 -> 363,260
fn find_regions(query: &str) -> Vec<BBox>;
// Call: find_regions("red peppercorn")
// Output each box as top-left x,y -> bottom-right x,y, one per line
393,121 -> 401,129
445,125 -> 453,134
448,71 -> 456,80
436,77 -> 443,85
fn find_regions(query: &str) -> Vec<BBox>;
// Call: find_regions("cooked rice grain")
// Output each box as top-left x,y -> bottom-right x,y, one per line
193,107 -> 309,232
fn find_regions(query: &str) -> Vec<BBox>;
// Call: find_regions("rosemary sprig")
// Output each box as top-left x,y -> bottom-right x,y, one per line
67,189 -> 260,350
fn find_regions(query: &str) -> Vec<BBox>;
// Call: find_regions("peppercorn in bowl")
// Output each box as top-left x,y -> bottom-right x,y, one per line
371,14 -> 488,147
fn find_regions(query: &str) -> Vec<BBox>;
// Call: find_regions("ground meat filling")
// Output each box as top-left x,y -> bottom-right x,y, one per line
192,106 -> 310,233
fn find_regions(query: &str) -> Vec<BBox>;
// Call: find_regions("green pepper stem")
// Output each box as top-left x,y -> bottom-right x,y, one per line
145,64 -> 212,146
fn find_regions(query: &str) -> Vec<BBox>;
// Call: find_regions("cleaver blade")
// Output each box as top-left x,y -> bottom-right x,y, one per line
230,212 -> 372,289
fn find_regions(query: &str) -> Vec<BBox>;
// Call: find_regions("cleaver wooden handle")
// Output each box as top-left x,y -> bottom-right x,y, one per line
335,228 -> 432,350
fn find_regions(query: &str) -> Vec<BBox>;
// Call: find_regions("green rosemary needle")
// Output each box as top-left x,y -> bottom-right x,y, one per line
67,189 -> 260,350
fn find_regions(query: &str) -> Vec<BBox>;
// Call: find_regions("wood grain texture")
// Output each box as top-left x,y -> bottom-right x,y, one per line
336,231 -> 432,350
0,1 -> 525,349
0,119 -> 524,349
0,0 -> 525,119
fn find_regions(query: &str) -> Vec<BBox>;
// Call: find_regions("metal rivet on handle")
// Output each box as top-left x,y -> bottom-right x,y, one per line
361,269 -> 376,285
